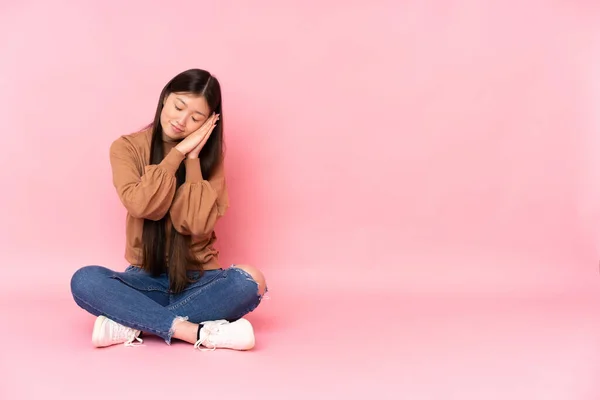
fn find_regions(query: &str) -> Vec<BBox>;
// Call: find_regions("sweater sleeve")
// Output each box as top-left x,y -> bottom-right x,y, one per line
169,157 -> 229,236
109,138 -> 185,220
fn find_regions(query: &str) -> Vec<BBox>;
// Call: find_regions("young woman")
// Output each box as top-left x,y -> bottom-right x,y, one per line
70,69 -> 267,351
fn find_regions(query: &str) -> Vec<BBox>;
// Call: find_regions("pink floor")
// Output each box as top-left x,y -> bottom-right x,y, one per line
2,263 -> 599,399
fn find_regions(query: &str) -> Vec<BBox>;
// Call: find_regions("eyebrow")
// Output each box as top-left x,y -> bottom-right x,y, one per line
176,97 -> 207,117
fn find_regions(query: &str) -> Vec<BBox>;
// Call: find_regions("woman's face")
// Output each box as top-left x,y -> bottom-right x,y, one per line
160,92 -> 211,141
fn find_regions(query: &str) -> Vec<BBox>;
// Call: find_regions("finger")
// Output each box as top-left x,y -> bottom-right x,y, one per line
197,123 -> 215,145
202,114 -> 217,131
192,119 -> 212,139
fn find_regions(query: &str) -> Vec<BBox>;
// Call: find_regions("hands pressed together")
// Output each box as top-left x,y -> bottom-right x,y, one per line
175,113 -> 220,159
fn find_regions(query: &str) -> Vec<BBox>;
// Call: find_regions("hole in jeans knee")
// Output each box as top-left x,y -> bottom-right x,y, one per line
232,267 -> 267,298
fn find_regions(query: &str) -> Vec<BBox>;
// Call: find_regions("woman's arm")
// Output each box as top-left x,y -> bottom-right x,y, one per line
109,138 -> 185,220
169,157 -> 229,236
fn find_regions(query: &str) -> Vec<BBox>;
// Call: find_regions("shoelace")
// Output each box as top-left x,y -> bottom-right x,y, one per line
124,335 -> 143,347
111,323 -> 143,347
193,321 -> 227,352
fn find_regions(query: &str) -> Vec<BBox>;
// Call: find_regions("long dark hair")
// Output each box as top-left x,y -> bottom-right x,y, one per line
142,68 -> 224,293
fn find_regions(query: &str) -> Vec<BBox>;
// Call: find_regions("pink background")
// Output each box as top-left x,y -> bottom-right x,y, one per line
2,1 -> 600,399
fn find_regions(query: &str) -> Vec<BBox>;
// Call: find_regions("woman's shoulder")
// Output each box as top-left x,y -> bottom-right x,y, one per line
110,126 -> 152,155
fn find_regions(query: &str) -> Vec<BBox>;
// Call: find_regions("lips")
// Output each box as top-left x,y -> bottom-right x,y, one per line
171,124 -> 184,134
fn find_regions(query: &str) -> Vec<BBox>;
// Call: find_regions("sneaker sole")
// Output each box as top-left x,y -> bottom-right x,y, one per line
91,316 -> 108,347
234,318 -> 256,350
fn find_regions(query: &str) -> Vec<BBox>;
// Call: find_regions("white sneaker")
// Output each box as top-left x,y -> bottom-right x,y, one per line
194,318 -> 255,351
92,316 -> 143,348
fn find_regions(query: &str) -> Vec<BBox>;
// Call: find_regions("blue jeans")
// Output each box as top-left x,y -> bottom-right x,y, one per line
70,265 -> 265,344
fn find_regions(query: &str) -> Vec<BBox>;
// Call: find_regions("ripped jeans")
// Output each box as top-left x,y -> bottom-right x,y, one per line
70,265 -> 265,344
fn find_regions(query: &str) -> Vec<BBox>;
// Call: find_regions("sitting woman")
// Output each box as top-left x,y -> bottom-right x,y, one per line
70,68 -> 267,351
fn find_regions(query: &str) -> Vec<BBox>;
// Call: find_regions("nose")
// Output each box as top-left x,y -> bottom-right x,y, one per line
175,117 -> 186,127
176,113 -> 193,127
